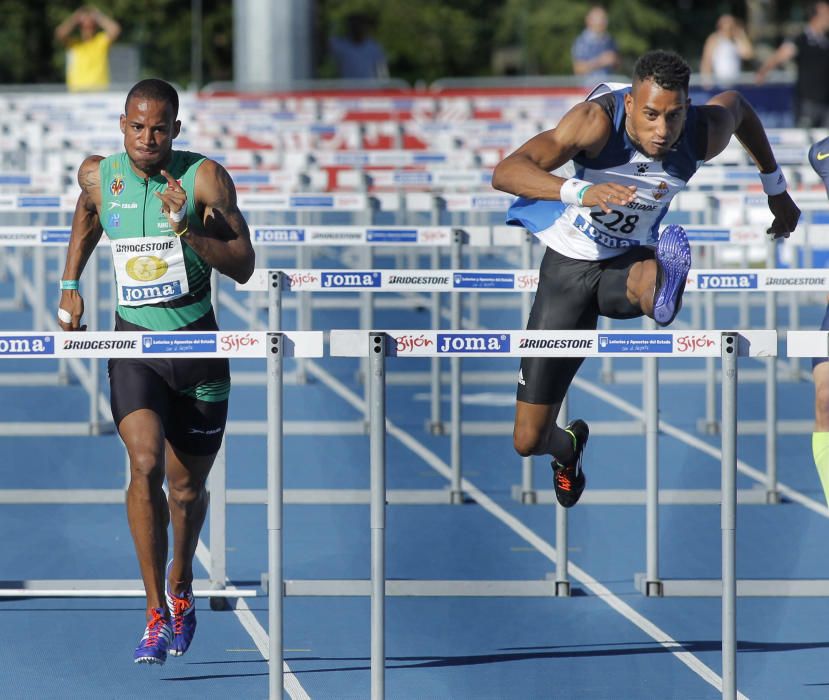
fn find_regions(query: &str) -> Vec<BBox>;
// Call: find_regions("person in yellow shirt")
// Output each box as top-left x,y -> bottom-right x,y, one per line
55,5 -> 121,91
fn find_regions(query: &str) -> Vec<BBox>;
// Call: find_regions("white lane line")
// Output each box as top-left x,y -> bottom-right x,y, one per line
195,541 -> 310,700
305,359 -> 745,699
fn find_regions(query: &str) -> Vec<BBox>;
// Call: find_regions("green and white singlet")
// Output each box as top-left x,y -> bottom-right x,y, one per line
99,150 -> 213,331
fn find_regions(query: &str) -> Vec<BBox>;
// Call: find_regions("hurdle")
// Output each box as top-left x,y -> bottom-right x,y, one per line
329,328 -> 773,700
0,328 -> 324,700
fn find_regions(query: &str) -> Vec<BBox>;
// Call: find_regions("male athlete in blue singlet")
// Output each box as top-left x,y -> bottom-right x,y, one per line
57,79 -> 255,664
807,137 -> 829,505
493,50 -> 800,508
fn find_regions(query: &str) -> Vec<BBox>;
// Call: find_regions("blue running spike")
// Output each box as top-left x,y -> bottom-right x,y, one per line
653,224 -> 691,326
133,607 -> 173,665
166,560 -> 197,657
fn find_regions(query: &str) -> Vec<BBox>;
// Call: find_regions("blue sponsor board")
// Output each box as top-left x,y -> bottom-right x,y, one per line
598,334 -> 673,353
0,334 -> 54,355
437,333 -> 510,353
41,229 -> 72,244
412,153 -> 447,163
232,173 -> 271,185
321,271 -> 382,288
392,172 -> 433,185
19,196 -> 61,208
121,281 -> 183,304
697,273 -> 758,290
290,195 -> 334,208
453,272 -> 515,289
254,228 -> 305,243
366,229 -> 418,243
685,228 -> 730,243
0,175 -> 31,185
141,333 -> 217,354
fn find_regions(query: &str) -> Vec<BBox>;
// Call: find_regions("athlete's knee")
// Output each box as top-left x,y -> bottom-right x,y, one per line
168,477 -> 207,508
513,423 -> 544,457
128,448 -> 164,484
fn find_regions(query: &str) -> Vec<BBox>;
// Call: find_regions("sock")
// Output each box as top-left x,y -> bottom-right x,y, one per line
550,425 -> 578,465
812,432 -> 829,506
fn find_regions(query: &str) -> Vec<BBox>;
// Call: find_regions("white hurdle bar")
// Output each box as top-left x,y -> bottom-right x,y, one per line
0,329 -> 325,700
330,328 -> 775,700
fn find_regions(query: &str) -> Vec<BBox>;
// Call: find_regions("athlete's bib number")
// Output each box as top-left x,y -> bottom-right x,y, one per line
591,209 -> 639,234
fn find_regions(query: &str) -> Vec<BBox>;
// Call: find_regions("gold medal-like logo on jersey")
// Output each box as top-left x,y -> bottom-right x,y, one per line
126,255 -> 168,282
652,181 -> 669,200
110,176 -> 125,196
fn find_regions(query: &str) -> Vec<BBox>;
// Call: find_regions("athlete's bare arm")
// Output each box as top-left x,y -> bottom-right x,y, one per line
184,159 -> 255,284
492,101 -> 637,213
58,155 -> 105,330
700,90 -> 800,238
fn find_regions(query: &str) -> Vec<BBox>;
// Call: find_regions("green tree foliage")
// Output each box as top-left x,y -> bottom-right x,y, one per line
0,0 -> 231,87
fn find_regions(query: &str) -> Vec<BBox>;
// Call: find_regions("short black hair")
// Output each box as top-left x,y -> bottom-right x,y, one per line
124,79 -> 179,119
632,50 -> 690,93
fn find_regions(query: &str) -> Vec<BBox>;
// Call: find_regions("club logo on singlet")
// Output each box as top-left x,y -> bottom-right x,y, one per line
126,255 -> 169,282
652,182 -> 669,200
110,176 -> 125,196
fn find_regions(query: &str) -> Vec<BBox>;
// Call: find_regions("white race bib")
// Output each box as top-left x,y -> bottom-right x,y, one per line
111,236 -> 189,306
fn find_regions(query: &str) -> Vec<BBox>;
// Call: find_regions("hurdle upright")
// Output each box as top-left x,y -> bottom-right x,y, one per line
330,328 -> 774,700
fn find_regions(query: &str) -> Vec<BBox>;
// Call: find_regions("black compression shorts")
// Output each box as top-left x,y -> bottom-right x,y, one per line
108,310 -> 230,456
516,245 -> 655,405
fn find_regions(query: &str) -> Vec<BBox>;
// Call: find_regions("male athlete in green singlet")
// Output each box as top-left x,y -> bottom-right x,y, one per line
57,79 -> 255,664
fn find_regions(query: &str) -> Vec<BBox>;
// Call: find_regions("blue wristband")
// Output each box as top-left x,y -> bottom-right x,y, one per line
59,280 -> 79,291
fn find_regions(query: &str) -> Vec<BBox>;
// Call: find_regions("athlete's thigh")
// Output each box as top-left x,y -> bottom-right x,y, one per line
108,358 -> 170,428
596,245 -> 655,319
518,247 -> 600,405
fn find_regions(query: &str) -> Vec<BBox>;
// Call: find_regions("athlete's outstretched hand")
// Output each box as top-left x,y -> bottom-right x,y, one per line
154,169 -> 188,234
766,191 -> 800,240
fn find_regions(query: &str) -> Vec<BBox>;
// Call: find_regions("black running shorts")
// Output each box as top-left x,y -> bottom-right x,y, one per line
516,245 -> 655,405
108,311 -> 230,456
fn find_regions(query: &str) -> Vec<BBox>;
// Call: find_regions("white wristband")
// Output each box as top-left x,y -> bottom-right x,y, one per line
559,178 -> 592,206
169,199 -> 187,223
759,167 -> 787,196
57,308 -> 72,324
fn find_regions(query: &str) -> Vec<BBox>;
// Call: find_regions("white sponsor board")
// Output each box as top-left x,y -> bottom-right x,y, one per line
330,329 -> 777,358
0,332 -> 323,359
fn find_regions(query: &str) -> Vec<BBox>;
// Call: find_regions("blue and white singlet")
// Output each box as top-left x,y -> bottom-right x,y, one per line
507,83 -> 708,261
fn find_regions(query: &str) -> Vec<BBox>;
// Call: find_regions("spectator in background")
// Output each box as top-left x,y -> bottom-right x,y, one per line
755,1 -> 829,127
700,14 -> 754,87
571,5 -> 619,81
329,11 -> 388,80
55,5 -> 121,92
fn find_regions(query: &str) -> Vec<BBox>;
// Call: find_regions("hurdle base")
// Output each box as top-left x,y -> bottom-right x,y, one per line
766,489 -> 781,504
280,579 -> 561,596
0,579 -> 257,598
634,573 -> 663,597
511,485 -> 538,505
696,418 -> 721,435
649,579 -> 829,597
427,420 -> 447,436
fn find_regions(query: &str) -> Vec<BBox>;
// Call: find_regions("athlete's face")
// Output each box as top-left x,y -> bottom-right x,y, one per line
624,78 -> 689,160
120,97 -> 180,177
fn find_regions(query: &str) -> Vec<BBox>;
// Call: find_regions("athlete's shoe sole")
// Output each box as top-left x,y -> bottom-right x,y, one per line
653,224 -> 691,327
